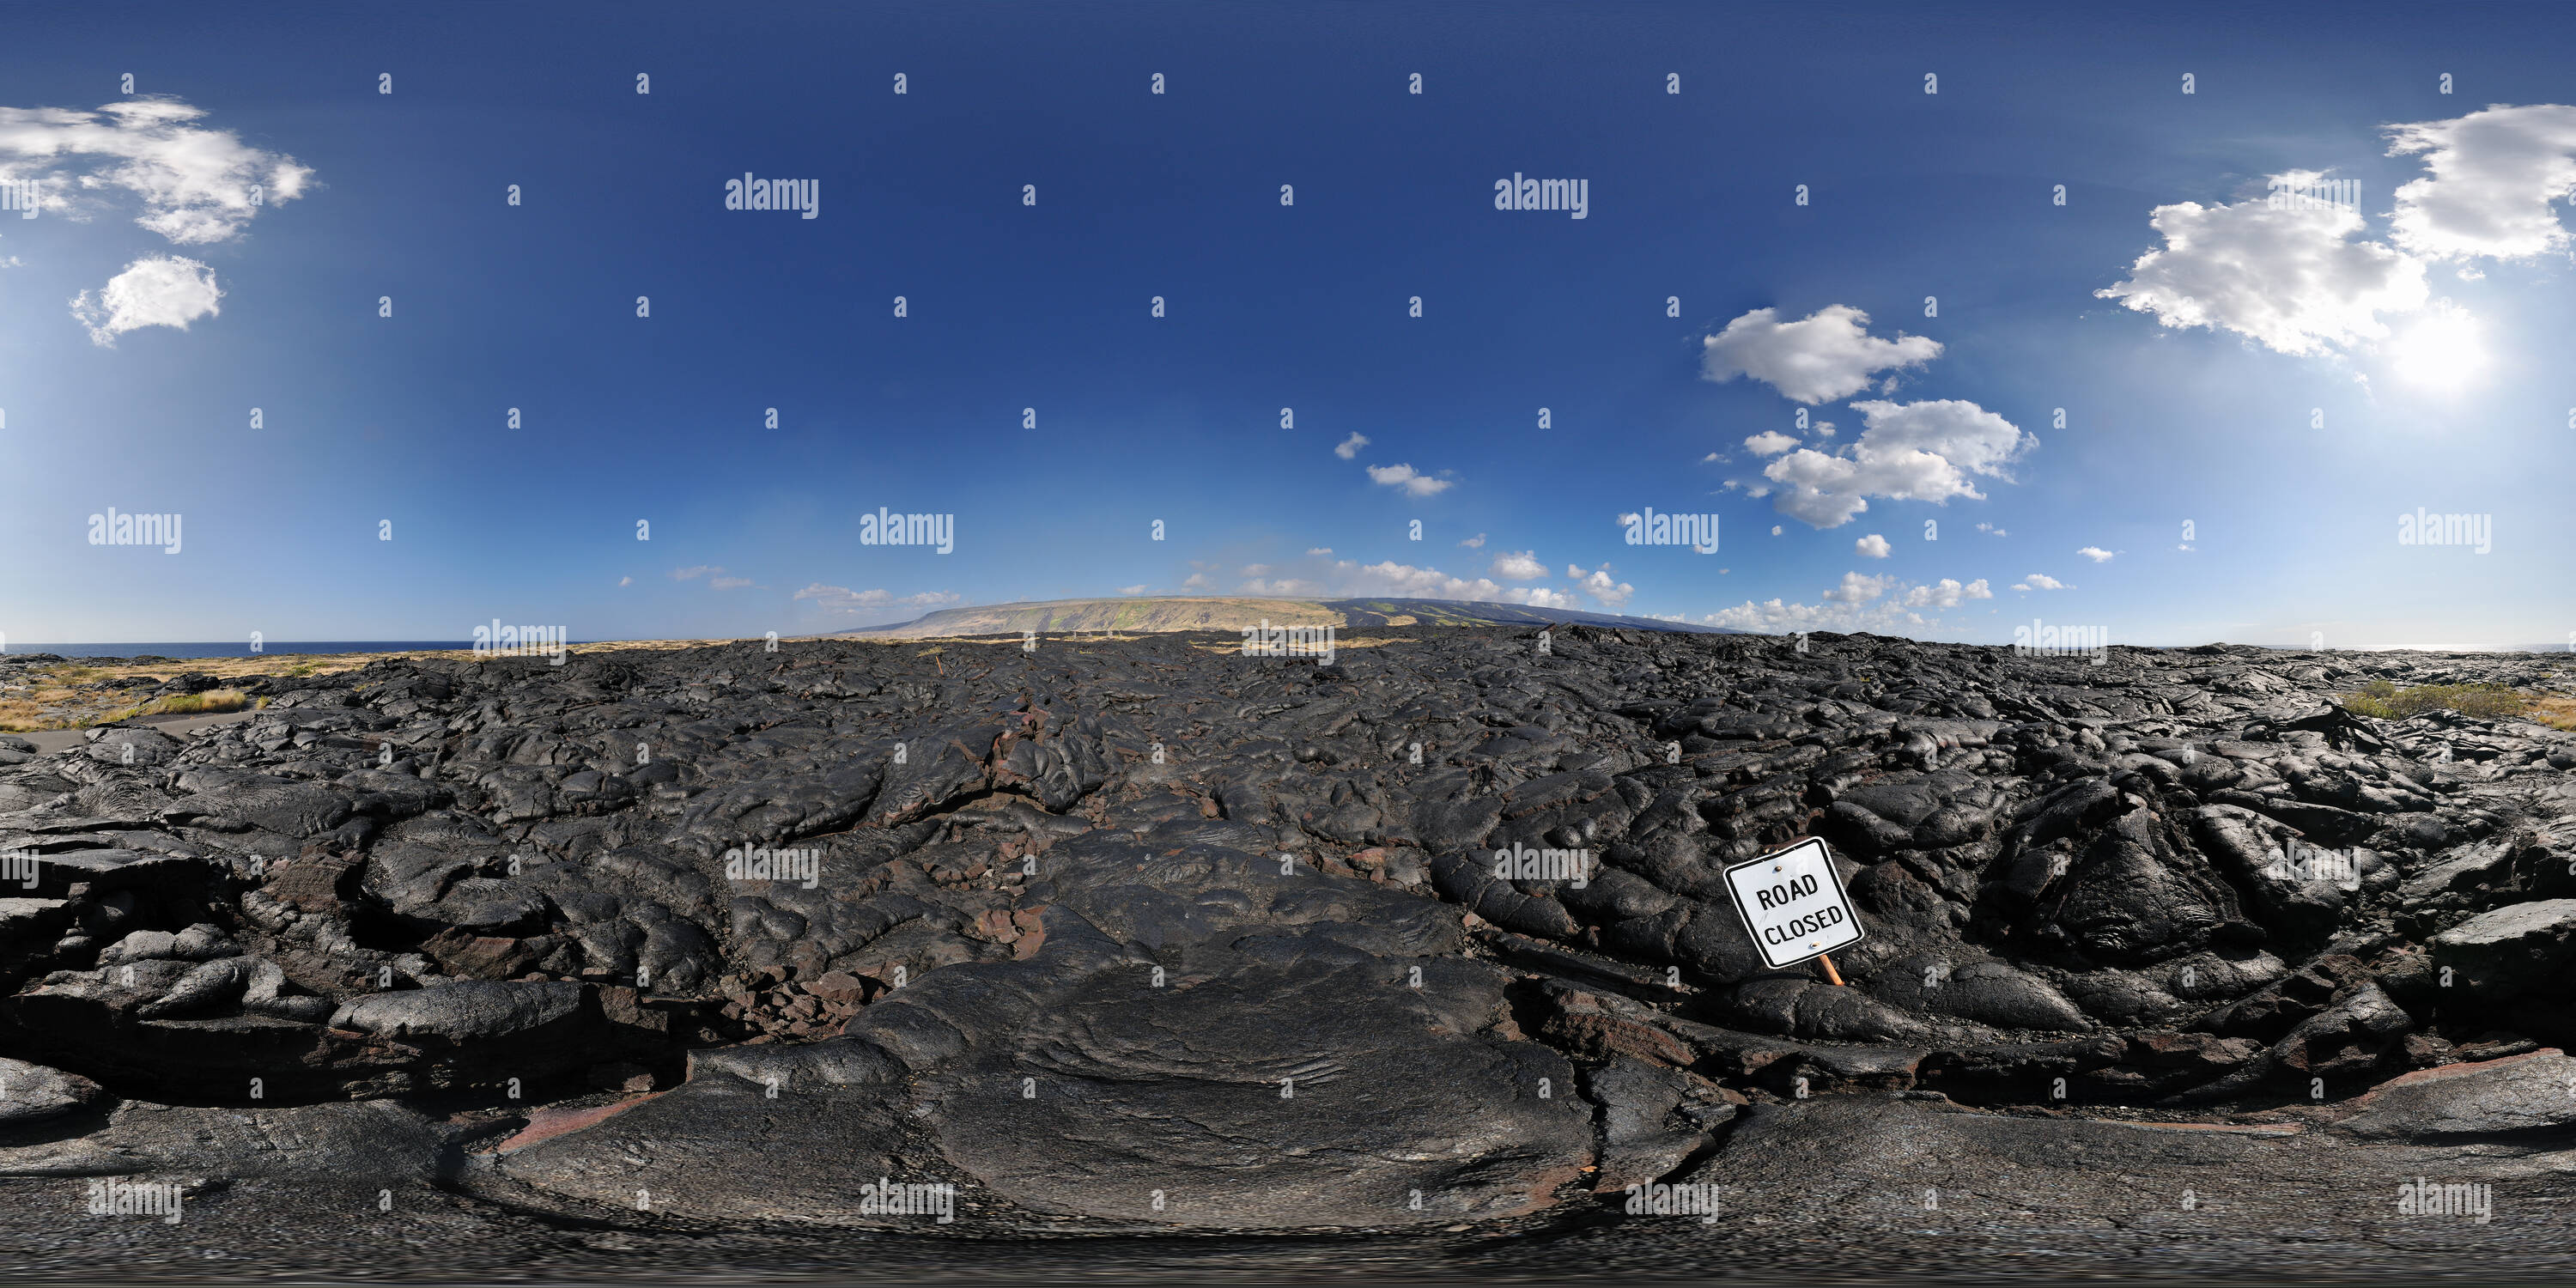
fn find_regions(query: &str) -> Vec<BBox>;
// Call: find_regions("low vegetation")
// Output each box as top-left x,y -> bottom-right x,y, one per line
2339,679 -> 2576,730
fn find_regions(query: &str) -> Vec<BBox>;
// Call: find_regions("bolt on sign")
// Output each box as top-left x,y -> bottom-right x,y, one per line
1722,838 -> 1864,972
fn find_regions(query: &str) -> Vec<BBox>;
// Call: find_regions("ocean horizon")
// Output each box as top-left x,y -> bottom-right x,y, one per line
0,641 -> 602,660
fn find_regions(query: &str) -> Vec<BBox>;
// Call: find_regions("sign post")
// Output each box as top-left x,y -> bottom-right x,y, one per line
1722,837 -> 1864,981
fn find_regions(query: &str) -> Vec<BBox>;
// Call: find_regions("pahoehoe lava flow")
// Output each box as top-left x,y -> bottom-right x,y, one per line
5,626 -> 2576,1279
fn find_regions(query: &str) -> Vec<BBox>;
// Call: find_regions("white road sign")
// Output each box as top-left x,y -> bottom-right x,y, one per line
1722,837 -> 1865,970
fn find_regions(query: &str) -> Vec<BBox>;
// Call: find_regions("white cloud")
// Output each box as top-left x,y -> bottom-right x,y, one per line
70,254 -> 221,345
1770,525 -> 1783,537
1241,563 -> 1272,577
1702,451 -> 1727,463
1460,532 -> 1486,548
1306,548 -> 1333,556
1568,563 -> 1634,608
710,576 -> 753,591
1333,432 -> 1370,459
793,585 -> 961,615
2014,573 -> 2070,591
673,566 -> 720,580
1324,558 -> 1579,607
1700,573 -> 1987,634
2387,104 -> 2576,260
617,576 -> 634,587
1239,577 -> 1321,596
1182,572 -> 1214,590
1118,584 -> 1147,594
1761,398 -> 2032,528
1700,305 -> 1943,404
2096,172 -> 2429,355
1975,522 -> 2006,537
1854,533 -> 1891,558
2077,546 -> 2115,562
1366,463 -> 1452,496
1490,550 -> 1547,580
1743,430 -> 1799,456
1823,571 -> 1891,604
1902,577 -> 1992,608
0,98 -> 311,244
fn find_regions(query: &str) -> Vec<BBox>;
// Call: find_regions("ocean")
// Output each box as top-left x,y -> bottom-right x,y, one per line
4,642 -> 504,660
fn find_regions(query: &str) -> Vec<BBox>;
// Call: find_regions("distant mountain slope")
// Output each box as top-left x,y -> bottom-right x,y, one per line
826,597 -> 1738,640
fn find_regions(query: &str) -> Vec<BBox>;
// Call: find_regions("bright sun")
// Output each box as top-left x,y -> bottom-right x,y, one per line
2389,308 -> 2489,392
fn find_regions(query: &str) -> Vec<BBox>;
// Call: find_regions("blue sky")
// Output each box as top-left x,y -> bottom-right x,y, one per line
3,1 -> 2570,649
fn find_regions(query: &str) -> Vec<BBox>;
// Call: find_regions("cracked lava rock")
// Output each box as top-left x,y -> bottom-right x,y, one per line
6,626 -> 2576,1279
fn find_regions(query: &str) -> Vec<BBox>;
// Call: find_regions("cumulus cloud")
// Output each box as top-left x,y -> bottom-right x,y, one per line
1490,550 -> 1548,580
2077,546 -> 2116,562
1697,571 -> 1988,635
1760,398 -> 2032,527
793,585 -> 961,614
1366,463 -> 1452,496
1567,563 -> 1634,608
0,98 -> 311,244
1822,571 -> 1891,604
1854,533 -> 1891,558
1770,525 -> 1783,537
1241,563 -> 1271,577
1459,533 -> 1485,548
2013,573 -> 2070,591
2096,170 -> 2429,355
2387,104 -> 2576,260
1743,431 -> 1799,456
1182,572 -> 1213,590
1305,548 -> 1332,556
1902,577 -> 1992,608
1238,577 -> 1320,595
1333,432 -> 1370,459
70,254 -> 221,345
1321,558 -> 1572,609
1700,305 -> 1943,404
1975,522 -> 2007,537
1700,597 -> 1929,635
1118,584 -> 1147,595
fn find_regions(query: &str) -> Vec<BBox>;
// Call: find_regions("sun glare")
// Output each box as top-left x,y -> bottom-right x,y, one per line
2389,307 -> 2489,392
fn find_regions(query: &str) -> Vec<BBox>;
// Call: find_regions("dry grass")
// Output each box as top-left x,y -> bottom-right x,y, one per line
2532,696 -> 2576,733
2339,679 -> 2556,725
